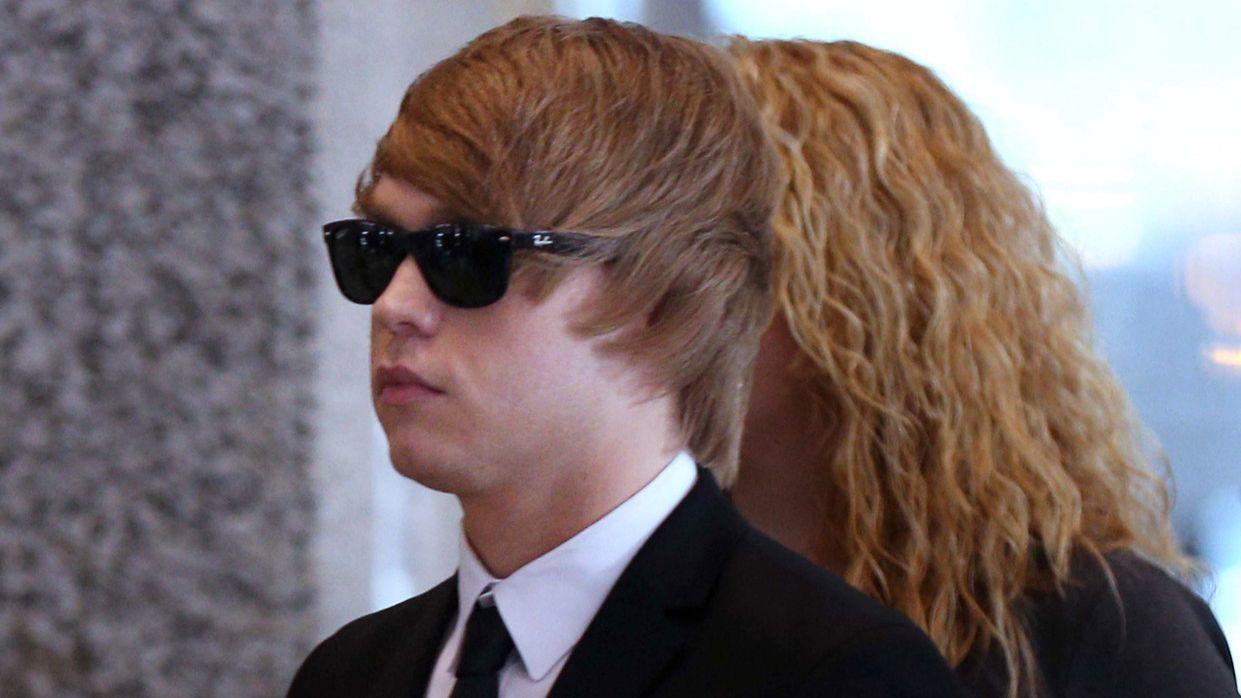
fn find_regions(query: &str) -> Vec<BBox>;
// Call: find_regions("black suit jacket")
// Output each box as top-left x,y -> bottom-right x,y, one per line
958,549 -> 1238,697
288,469 -> 965,697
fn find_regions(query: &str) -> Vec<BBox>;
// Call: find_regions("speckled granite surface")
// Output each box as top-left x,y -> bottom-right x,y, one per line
0,2 -> 318,695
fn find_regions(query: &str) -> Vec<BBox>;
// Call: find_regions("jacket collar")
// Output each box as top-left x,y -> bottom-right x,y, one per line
383,468 -> 744,698
454,452 -> 698,681
547,468 -> 745,698
369,577 -> 458,698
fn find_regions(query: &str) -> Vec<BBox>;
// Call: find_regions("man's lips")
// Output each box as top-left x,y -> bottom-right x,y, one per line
374,365 -> 445,405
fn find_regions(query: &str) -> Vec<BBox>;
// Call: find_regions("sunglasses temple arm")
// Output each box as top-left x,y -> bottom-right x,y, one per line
511,231 -> 598,256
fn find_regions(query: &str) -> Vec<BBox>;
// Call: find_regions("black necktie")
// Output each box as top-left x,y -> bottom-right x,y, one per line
450,597 -> 514,698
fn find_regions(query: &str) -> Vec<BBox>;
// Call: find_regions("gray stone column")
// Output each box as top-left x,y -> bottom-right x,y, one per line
0,3 -> 317,696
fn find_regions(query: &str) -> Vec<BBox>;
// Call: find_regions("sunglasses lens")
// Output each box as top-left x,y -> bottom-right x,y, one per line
325,223 -> 404,304
415,226 -> 513,308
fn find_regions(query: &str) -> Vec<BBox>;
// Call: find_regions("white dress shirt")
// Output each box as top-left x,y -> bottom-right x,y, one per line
425,451 -> 698,698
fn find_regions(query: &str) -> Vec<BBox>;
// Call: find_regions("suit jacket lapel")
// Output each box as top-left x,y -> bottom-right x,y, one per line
548,469 -> 745,698
370,576 -> 458,698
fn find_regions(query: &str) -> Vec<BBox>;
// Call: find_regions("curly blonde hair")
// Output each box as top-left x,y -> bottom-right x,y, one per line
729,37 -> 1193,697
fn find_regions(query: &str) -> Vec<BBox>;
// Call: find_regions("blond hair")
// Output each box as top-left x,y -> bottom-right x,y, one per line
358,16 -> 778,479
729,37 -> 1192,696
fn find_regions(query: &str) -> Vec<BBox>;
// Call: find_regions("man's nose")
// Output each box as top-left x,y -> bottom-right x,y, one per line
372,257 -> 443,338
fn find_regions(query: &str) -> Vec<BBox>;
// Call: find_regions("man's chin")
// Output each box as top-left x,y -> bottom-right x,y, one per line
387,446 -> 485,495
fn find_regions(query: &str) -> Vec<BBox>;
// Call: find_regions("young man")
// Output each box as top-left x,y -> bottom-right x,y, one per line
289,16 -> 963,698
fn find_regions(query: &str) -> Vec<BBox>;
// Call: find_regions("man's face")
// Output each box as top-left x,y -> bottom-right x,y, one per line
366,176 -> 625,496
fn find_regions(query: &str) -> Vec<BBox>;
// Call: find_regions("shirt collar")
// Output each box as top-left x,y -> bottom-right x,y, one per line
454,451 -> 697,680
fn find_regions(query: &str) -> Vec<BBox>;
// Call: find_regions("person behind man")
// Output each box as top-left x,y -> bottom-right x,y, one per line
727,38 -> 1237,698
288,17 -> 963,698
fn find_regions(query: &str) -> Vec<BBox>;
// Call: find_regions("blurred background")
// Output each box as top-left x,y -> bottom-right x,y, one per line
1,0 -> 1237,694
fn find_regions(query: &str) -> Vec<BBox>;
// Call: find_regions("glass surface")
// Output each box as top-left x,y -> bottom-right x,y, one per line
414,227 -> 512,308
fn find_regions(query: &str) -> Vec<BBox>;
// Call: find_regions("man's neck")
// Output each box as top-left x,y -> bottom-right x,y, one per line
458,414 -> 682,578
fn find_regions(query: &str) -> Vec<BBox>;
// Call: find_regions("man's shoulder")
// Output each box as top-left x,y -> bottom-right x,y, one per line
286,578 -> 456,697
321,587 -> 444,653
718,526 -> 920,640
693,527 -> 963,696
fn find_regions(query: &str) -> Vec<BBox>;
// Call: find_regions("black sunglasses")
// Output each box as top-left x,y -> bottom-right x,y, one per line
323,218 -> 596,308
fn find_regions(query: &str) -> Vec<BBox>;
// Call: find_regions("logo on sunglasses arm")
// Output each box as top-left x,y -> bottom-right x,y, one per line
532,233 -> 554,247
